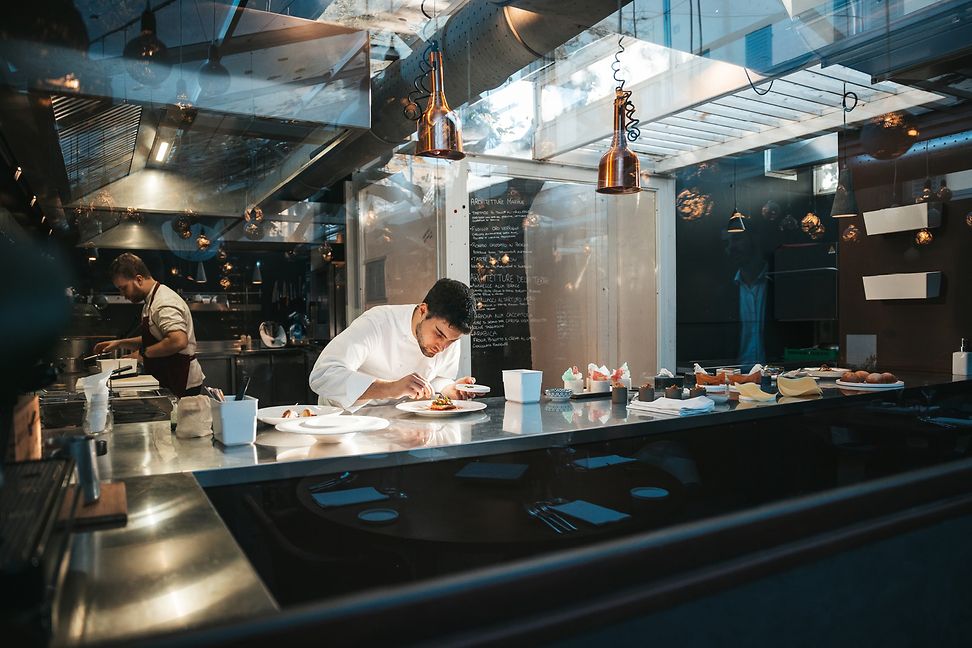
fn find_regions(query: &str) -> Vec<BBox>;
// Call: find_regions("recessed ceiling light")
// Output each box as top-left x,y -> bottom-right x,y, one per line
155,141 -> 170,162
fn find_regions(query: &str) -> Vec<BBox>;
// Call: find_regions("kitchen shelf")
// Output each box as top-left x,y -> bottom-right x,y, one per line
862,271 -> 942,300
862,202 -> 941,235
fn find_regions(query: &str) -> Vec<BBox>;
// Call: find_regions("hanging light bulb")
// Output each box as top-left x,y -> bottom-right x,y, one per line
252,261 -> 263,285
841,224 -> 861,243
198,43 -> 231,97
937,179 -> 952,202
415,45 -> 464,160
123,1 -> 171,87
216,247 -> 228,261
915,228 -> 934,245
219,276 -> 232,290
175,78 -> 192,110
195,261 -> 207,283
726,210 -> 747,233
221,261 -> 234,274
832,89 -> 859,219
916,178 -> 934,203
86,245 -> 98,262
196,231 -> 212,251
596,11 -> 641,195
320,244 -> 333,263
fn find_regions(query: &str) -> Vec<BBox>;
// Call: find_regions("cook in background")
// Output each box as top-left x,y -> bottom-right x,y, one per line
310,278 -> 478,410
93,253 -> 211,437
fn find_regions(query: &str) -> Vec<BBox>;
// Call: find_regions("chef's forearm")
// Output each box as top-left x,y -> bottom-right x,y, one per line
144,332 -> 188,359
359,379 -> 392,401
116,337 -> 142,349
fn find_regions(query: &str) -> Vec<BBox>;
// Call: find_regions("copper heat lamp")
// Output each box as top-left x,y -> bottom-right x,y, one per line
597,88 -> 641,194
416,49 -> 464,160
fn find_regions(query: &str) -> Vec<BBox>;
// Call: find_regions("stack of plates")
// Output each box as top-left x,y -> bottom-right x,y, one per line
275,415 -> 390,443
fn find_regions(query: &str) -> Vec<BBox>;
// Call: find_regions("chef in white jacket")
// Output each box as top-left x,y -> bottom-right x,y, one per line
309,278 -> 478,410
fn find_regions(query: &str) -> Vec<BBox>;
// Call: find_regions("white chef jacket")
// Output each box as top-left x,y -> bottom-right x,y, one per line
142,283 -> 205,389
309,304 -> 461,409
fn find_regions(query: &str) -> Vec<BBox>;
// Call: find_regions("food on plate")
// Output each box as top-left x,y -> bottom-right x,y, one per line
281,408 -> 316,418
695,372 -> 727,385
819,363 -> 831,371
429,395 -> 457,411
841,370 -> 898,384
729,372 -> 760,385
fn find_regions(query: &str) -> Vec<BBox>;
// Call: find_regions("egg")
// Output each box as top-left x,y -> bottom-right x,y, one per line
866,373 -> 882,384
881,372 -> 897,384
841,371 -> 859,382
855,370 -> 870,381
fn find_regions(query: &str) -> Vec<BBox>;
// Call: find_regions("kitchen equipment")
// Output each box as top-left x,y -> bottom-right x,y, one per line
211,395 -> 258,446
502,369 -> 543,403
54,336 -> 113,373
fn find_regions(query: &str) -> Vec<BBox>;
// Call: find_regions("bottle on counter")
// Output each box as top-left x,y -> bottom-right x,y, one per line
954,338 -> 971,377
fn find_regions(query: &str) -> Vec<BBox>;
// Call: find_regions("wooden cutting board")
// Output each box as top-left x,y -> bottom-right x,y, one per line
59,481 -> 128,528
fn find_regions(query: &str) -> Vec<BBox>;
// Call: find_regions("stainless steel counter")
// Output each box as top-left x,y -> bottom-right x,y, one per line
52,472 -> 277,646
93,372 -> 971,488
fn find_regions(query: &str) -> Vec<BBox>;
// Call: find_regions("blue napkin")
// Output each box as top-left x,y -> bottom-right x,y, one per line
312,486 -> 389,508
550,499 -> 630,526
455,462 -> 528,481
573,454 -> 637,470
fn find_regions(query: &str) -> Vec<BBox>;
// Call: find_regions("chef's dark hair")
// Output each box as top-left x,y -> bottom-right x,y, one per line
423,278 -> 476,334
109,253 -> 153,280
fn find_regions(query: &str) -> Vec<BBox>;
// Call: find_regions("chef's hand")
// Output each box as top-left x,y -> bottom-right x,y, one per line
93,340 -> 121,354
392,373 -> 433,400
442,376 -> 477,400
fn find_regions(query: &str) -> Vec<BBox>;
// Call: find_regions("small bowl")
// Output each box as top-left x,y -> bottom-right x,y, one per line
545,388 -> 573,402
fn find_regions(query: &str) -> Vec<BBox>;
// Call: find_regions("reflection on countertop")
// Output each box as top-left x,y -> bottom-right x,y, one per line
89,372 -> 972,488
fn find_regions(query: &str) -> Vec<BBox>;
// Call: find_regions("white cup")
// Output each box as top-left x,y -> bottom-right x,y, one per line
502,369 -> 543,404
588,379 -> 611,393
563,378 -> 585,394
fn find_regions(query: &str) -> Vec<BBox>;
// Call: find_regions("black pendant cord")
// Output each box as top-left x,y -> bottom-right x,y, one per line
840,85 -> 858,168
732,158 -> 737,210
404,0 -> 439,121
611,0 -> 640,141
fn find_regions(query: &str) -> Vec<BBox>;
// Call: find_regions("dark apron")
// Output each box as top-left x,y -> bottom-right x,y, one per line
142,283 -> 198,398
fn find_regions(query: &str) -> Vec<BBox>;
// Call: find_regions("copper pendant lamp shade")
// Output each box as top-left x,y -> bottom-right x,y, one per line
726,210 -> 747,233
416,49 -> 464,160
597,89 -> 641,194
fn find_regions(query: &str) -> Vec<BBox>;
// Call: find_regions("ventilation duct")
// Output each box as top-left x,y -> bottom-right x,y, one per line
267,0 -> 630,211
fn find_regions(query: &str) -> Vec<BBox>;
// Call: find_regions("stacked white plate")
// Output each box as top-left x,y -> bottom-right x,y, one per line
258,405 -> 343,426
275,415 -> 390,443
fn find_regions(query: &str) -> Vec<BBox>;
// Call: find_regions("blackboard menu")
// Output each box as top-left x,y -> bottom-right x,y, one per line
469,178 -> 543,394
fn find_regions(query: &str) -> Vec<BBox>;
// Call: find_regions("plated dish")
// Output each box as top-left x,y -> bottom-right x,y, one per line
835,380 -> 905,390
396,399 -> 488,416
258,405 -> 343,426
803,366 -> 850,379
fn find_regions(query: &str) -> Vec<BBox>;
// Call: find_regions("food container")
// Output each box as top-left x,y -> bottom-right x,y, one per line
98,358 -> 137,373
588,379 -> 611,393
611,385 -> 628,404
664,385 -> 683,399
502,369 -> 543,404
563,378 -> 585,394
653,375 -> 684,389
211,395 -> 258,446
638,385 -> 655,402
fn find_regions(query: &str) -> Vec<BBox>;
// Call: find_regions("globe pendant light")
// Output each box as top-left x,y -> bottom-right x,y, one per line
415,47 -> 464,160
123,1 -> 171,87
198,43 -> 231,97
726,159 -> 746,233
832,88 -> 859,218
597,89 -> 641,194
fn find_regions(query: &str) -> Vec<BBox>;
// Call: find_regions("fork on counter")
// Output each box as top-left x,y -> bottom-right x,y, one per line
525,502 -> 576,534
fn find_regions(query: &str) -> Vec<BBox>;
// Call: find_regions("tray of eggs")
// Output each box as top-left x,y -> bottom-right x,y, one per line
835,370 -> 904,390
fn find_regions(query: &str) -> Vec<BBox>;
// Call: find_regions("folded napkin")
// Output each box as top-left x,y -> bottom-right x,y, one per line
735,383 -> 776,402
628,395 -> 715,417
777,376 -> 822,398
549,499 -> 630,526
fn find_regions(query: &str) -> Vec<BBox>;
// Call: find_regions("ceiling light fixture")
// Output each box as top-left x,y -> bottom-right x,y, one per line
198,2 -> 231,97
831,86 -> 859,219
175,0 -> 192,111
155,140 -> 170,162
29,195 -> 37,207
252,260 -> 263,285
726,159 -> 746,233
123,1 -> 171,87
13,166 -> 22,182
195,261 -> 207,284
597,0 -> 641,194
406,1 -> 464,160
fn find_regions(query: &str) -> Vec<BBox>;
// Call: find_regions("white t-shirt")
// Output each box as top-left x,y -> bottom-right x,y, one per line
309,304 -> 460,409
142,283 -> 205,389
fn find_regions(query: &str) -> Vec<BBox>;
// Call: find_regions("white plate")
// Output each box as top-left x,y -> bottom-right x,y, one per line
835,380 -> 905,390
454,384 -> 491,395
258,405 -> 343,426
275,415 -> 389,435
704,384 -> 727,393
396,400 -> 488,416
804,367 -> 850,379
